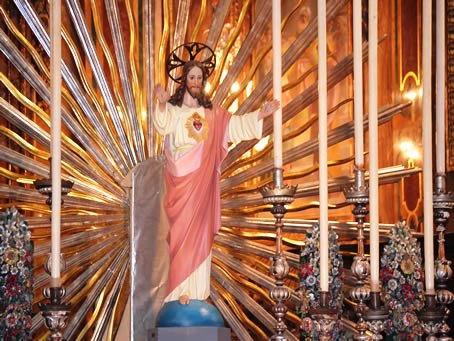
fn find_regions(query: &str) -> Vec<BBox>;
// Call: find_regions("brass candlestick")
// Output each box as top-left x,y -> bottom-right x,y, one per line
34,166 -> 73,340
344,167 -> 371,340
260,168 -> 297,340
433,175 -> 454,340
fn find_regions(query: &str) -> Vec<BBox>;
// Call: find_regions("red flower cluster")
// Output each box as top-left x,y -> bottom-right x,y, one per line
6,282 -> 20,298
299,263 -> 312,279
402,284 -> 415,302
380,267 -> 393,281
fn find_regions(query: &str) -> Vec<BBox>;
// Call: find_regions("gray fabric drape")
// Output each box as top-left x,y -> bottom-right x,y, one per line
131,157 -> 169,340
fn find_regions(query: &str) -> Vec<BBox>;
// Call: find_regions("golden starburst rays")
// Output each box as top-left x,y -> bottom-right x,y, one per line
0,0 -> 419,339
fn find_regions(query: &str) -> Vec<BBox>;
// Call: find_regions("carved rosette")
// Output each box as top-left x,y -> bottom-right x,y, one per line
308,291 -> 338,341
312,315 -> 337,340
42,309 -> 70,340
365,320 -> 385,340
418,294 -> 445,340
420,321 -> 443,341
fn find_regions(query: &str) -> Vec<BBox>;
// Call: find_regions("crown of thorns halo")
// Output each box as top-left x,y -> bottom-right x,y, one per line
166,42 -> 216,84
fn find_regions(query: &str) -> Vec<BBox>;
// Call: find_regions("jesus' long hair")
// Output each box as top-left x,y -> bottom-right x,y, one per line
168,60 -> 213,109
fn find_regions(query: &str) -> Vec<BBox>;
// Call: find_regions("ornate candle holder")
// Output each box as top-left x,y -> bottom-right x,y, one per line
34,178 -> 74,206
363,291 -> 388,340
343,167 -> 371,340
39,276 -> 70,340
433,175 -> 454,340
34,170 -> 73,340
260,168 -> 297,341
309,291 -> 338,341
418,294 -> 445,341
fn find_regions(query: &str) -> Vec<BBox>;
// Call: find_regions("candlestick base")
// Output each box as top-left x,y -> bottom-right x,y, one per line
363,292 -> 388,340
39,287 -> 70,341
309,291 -> 338,341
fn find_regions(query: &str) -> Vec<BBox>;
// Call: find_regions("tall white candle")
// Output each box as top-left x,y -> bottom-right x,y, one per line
50,0 -> 62,286
423,0 -> 435,294
368,0 -> 379,292
436,0 -> 446,176
317,0 -> 329,293
272,0 -> 283,171
353,0 -> 364,167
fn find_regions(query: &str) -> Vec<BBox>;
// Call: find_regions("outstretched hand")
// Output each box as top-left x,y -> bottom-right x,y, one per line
258,99 -> 280,120
155,84 -> 170,104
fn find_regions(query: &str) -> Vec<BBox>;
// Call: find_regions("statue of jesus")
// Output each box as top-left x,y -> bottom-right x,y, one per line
154,42 -> 279,306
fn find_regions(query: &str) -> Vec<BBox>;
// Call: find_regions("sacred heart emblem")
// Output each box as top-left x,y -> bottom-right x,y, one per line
185,112 -> 208,142
193,118 -> 202,131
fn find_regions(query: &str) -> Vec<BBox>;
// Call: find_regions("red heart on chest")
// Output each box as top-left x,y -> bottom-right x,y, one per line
193,120 -> 202,131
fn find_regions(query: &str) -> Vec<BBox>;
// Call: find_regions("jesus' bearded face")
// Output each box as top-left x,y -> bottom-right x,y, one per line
185,66 -> 204,99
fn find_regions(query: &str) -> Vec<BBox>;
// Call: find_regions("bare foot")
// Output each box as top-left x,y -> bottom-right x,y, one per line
179,294 -> 190,305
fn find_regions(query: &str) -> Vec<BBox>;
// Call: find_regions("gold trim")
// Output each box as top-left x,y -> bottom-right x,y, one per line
221,0 -> 304,109
158,0 -> 171,85
208,0 -> 252,97
400,173 -> 423,231
76,291 -> 106,340
398,0 -> 421,91
190,0 -> 207,42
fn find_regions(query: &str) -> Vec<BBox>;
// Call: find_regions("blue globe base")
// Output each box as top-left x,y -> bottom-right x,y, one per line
156,300 -> 224,328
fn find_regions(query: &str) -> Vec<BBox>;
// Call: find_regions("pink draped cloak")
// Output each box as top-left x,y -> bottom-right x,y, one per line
163,105 -> 231,297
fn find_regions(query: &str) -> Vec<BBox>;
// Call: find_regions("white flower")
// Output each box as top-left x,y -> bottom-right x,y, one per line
388,279 -> 398,291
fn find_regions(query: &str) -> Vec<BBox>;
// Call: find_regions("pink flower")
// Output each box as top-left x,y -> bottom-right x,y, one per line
299,263 -> 312,279
404,290 -> 415,302
300,317 -> 313,332
402,312 -> 417,327
5,312 -> 17,327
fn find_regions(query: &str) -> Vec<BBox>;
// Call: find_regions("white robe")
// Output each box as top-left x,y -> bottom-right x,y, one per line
154,103 -> 264,301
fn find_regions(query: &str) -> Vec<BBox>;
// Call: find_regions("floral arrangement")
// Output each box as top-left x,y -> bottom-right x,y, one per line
299,223 -> 344,340
0,208 -> 33,340
380,221 -> 424,339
